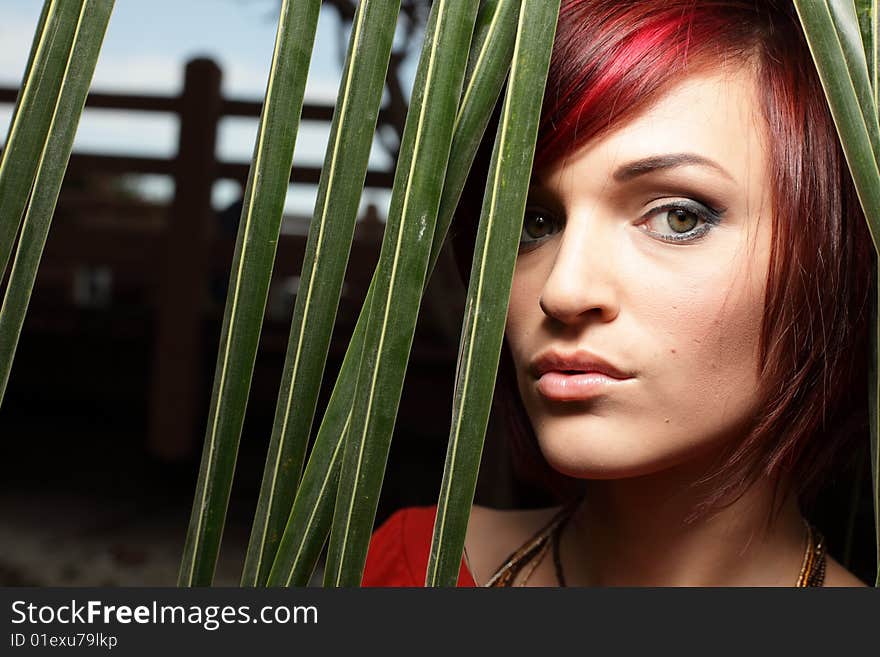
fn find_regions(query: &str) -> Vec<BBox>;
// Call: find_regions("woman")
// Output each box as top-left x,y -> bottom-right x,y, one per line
362,0 -> 873,586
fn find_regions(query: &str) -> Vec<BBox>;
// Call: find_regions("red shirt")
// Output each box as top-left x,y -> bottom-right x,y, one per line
362,505 -> 478,587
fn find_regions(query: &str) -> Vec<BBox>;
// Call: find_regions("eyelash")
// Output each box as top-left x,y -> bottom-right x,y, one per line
519,208 -> 561,251
518,198 -> 724,250
637,199 -> 724,243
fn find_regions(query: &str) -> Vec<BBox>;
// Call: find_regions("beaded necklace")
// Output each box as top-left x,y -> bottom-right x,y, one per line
483,505 -> 826,587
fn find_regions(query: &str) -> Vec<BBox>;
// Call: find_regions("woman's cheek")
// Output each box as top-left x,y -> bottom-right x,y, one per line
506,271 -> 540,358
640,275 -> 766,435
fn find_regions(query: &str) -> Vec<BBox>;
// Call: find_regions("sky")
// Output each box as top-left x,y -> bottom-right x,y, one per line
0,0 -> 413,222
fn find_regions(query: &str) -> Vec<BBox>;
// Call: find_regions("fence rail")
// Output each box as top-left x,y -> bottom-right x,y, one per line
0,57 -> 396,460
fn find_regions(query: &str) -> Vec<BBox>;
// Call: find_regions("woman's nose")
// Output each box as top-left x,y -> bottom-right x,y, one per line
538,226 -> 620,325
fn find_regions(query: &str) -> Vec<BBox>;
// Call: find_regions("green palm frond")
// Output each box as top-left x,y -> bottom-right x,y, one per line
0,0 -> 84,283
426,0 -> 560,588
0,0 -> 115,404
178,0 -> 322,587
241,0 -> 401,588
323,0 -> 481,588
266,0 -> 521,588
794,0 -> 880,585
855,0 -> 878,100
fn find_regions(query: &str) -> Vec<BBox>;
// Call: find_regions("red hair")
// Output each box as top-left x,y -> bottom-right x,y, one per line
454,0 -> 875,521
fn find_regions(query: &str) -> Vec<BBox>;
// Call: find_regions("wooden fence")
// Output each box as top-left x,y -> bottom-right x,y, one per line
0,58 -> 400,460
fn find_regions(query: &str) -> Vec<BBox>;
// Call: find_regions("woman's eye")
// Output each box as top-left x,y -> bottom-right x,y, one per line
520,209 -> 561,249
639,200 -> 722,243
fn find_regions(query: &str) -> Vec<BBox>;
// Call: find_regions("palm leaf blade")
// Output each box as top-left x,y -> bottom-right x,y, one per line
855,0 -> 878,101
0,0 -> 84,282
323,0 -> 480,587
178,0 -> 322,587
266,0 -> 520,587
426,0 -> 560,587
428,0 -> 520,268
0,0 -> 115,404
241,0 -> 402,587
5,1 -> 51,142
793,0 -> 880,585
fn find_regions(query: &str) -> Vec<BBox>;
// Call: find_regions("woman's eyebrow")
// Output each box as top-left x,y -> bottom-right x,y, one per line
612,153 -> 734,182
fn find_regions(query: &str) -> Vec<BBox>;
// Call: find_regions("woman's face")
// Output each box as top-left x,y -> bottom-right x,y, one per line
506,64 -> 773,480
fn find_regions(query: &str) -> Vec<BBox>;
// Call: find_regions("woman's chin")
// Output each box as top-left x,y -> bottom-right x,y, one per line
535,432 -> 701,482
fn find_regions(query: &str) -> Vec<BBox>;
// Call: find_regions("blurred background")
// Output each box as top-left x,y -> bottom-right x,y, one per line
0,0 -> 875,586
0,0 -> 532,586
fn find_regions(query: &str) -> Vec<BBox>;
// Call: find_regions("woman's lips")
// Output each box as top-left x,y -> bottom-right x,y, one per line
536,371 -> 632,401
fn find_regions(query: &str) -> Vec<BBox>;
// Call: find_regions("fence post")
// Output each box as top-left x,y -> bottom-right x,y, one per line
148,58 -> 221,460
